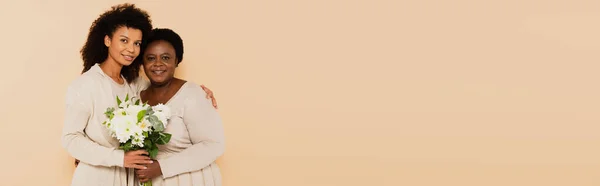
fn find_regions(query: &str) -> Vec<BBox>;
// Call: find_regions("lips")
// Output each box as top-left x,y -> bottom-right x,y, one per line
122,54 -> 134,61
151,70 -> 166,76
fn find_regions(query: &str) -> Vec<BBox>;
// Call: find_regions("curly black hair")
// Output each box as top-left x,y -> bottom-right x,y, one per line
142,28 -> 185,64
80,3 -> 153,83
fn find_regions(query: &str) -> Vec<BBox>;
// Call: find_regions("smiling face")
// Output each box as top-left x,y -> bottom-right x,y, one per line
142,40 -> 178,86
104,26 -> 143,66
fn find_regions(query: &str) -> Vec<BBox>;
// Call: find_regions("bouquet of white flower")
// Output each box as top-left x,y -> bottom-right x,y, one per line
102,94 -> 171,186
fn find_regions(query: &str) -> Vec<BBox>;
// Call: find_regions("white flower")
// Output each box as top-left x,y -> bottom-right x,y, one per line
152,104 -> 171,116
139,118 -> 152,132
132,133 -> 145,147
110,114 -> 142,143
152,104 -> 171,128
154,112 -> 168,128
114,108 -> 127,117
119,101 -> 131,109
125,104 -> 147,116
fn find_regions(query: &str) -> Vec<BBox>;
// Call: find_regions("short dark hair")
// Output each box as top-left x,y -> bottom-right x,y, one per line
80,3 -> 153,83
142,28 -> 184,64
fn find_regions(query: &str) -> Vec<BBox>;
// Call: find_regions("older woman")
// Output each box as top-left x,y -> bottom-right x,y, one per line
134,28 -> 225,186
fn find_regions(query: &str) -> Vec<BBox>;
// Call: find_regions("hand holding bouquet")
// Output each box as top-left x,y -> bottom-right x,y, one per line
102,94 -> 172,186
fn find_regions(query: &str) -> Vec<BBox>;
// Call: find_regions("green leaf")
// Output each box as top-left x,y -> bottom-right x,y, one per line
147,115 -> 164,131
149,131 -> 159,140
137,110 -> 147,123
148,147 -> 159,159
135,99 -> 140,105
116,96 -> 122,107
143,139 -> 153,149
125,94 -> 129,102
120,141 -> 133,151
104,107 -> 115,119
156,133 -> 172,145
155,121 -> 165,132
146,107 -> 154,115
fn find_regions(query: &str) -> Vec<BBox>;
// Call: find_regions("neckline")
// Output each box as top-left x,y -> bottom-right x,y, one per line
165,81 -> 188,105
94,63 -> 126,87
143,81 -> 189,106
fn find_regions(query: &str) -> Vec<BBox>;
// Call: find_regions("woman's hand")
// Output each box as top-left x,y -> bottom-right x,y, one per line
200,84 -> 218,109
136,160 -> 162,183
124,150 -> 153,170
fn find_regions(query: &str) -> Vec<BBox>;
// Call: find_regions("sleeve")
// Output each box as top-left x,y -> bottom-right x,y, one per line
60,79 -> 124,167
131,76 -> 150,94
158,84 -> 225,178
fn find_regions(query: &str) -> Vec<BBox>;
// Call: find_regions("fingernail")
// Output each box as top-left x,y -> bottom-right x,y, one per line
149,160 -> 153,163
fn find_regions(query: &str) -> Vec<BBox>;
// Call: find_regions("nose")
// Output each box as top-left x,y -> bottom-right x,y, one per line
126,43 -> 135,53
151,59 -> 165,67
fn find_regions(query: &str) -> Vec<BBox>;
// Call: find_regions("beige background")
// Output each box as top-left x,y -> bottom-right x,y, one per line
1,0 -> 600,185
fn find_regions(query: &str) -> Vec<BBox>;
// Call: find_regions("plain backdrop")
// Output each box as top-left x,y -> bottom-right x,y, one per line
1,0 -> 600,185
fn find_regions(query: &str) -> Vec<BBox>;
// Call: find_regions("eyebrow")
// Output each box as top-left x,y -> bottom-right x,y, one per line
119,35 -> 142,41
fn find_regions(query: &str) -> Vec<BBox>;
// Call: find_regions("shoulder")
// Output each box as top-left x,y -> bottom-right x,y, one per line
66,70 -> 104,93
64,70 -> 104,104
130,76 -> 150,92
179,81 -> 211,106
179,81 -> 217,114
181,81 -> 206,97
